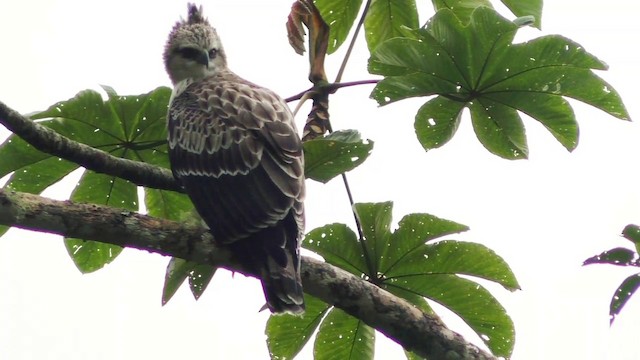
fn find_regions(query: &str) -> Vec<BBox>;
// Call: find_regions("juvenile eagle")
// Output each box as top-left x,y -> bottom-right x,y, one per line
164,4 -> 305,314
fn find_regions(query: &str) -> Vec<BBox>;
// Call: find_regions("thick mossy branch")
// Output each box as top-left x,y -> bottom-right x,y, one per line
0,101 -> 495,359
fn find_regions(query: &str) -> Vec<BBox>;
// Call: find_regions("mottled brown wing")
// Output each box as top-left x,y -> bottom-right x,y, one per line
167,72 -> 305,313
167,73 -> 304,244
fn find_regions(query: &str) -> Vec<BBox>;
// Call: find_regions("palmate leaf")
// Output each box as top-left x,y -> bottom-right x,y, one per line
358,203 -> 516,355
299,202 -> 517,358
2,86 -> 172,272
370,7 -> 630,159
303,130 -> 373,183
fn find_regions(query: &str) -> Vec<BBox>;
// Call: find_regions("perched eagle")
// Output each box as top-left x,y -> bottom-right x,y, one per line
163,4 -> 305,314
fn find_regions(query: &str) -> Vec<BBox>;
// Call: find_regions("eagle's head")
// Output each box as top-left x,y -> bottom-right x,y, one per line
164,4 -> 227,85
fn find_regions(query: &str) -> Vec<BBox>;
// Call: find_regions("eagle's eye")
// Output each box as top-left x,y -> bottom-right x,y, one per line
177,47 -> 202,60
208,48 -> 218,59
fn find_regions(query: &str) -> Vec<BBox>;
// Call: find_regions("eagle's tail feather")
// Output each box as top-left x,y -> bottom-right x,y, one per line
261,250 -> 304,314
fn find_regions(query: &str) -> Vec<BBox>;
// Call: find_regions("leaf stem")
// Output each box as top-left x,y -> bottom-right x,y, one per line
331,0 -> 376,279
334,0 -> 373,83
284,79 -> 379,103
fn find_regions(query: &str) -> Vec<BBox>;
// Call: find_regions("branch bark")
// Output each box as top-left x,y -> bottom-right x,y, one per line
0,101 -> 496,359
0,189 -> 494,359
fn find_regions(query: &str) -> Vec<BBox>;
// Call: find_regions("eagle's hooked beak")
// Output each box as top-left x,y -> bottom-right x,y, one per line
195,50 -> 209,68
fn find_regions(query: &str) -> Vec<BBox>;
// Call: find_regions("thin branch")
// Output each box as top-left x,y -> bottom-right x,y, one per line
285,86 -> 314,103
334,0 -> 373,83
0,101 -> 182,192
0,188 -> 495,360
328,79 -> 380,91
284,79 -> 379,103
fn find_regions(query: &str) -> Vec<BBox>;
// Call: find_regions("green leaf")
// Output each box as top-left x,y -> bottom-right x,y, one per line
3,157 -> 79,193
30,86 -> 171,166
469,99 -> 528,159
315,0 -> 363,54
623,224 -> 640,255
385,274 -> 514,357
162,257 -> 192,305
267,295 -> 331,359
431,0 -> 493,24
583,248 -> 640,267
65,169 -> 137,273
303,130 -> 373,183
188,264 -> 217,300
386,240 -> 520,291
405,349 -> 426,360
379,213 -> 469,274
610,274 -> 640,324
485,92 -> 577,151
353,202 -> 393,278
414,96 -> 466,151
314,307 -> 375,360
144,188 -> 194,221
501,0 -> 543,28
384,284 -> 435,315
162,258 -> 217,305
370,7 -> 629,159
14,86 -> 171,271
623,224 -> 640,243
364,0 -> 419,52
304,223 -> 368,277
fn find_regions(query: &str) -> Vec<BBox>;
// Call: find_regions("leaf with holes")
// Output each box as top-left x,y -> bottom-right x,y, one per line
303,130 -> 373,183
370,7 -> 629,159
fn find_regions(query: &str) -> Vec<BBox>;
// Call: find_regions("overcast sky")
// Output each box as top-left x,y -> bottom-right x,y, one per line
1,1 -> 639,359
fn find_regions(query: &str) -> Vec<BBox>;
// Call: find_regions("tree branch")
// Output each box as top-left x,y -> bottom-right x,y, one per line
0,189 -> 495,359
0,101 -> 181,192
0,100 -> 495,358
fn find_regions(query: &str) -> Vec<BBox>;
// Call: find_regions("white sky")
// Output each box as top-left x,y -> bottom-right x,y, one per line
1,1 -> 639,359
